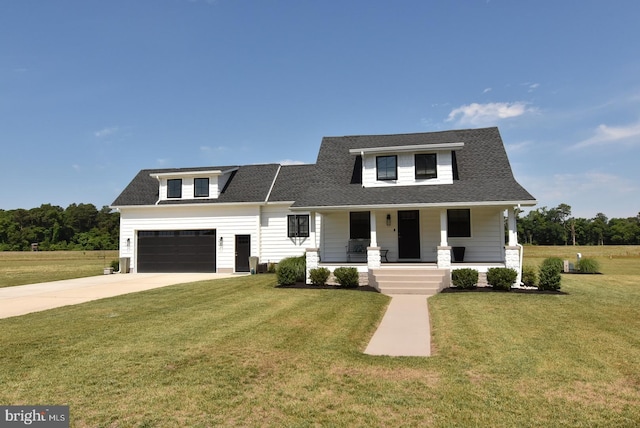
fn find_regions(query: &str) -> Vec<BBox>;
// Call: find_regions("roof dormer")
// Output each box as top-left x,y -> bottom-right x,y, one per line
349,142 -> 464,188
151,167 -> 238,201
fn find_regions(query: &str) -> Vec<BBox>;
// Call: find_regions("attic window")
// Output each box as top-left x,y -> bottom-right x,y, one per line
194,178 -> 209,197
376,156 -> 397,181
167,179 -> 182,198
415,154 -> 437,179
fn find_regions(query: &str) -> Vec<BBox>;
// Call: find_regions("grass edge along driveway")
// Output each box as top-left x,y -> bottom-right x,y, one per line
2,265 -> 640,426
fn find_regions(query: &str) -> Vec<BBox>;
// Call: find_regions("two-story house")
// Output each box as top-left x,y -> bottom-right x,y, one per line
111,127 -> 536,291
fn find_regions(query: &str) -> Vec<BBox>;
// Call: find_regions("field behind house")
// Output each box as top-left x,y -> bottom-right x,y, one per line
0,246 -> 639,426
0,250 -> 119,288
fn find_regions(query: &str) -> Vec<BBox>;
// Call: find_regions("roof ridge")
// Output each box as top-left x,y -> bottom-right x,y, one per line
324,126 -> 497,139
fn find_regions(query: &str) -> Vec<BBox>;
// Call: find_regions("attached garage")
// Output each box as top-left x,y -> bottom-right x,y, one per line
137,230 -> 216,273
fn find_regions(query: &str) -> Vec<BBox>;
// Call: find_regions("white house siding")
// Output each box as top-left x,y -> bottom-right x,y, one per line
119,204 -> 262,273
313,207 -> 504,264
361,151 -> 454,188
259,204 -> 310,264
447,207 -> 504,262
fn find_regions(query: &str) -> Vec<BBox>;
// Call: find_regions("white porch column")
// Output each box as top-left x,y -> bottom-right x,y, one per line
505,207 -> 522,284
370,211 -> 378,247
437,208 -> 451,269
305,247 -> 320,285
439,208 -> 448,247
507,207 -> 518,247
309,212 -> 317,248
367,247 -> 381,269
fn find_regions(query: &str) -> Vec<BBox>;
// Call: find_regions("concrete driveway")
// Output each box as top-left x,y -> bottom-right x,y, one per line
0,273 -> 240,319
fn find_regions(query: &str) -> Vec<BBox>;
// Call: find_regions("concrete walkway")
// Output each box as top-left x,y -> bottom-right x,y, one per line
364,294 -> 432,357
0,273 -> 238,319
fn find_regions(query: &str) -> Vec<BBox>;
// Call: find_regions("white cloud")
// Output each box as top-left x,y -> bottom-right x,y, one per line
528,83 -> 540,92
570,121 -> 640,149
505,140 -> 532,153
94,127 -> 119,138
72,164 -> 81,172
446,102 -> 535,126
279,159 -> 307,166
483,87 -> 492,94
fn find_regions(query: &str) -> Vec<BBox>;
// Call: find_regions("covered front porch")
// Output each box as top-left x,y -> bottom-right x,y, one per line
304,206 -> 522,287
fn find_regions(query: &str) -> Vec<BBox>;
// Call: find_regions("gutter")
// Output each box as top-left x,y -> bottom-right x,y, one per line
290,200 -> 538,212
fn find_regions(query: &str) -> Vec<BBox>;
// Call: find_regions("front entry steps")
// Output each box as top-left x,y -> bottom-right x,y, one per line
369,266 -> 449,296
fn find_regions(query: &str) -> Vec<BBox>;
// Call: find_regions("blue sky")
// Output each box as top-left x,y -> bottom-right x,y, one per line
2,0 -> 639,219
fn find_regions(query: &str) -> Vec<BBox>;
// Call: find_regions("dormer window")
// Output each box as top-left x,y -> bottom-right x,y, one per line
376,155 -> 397,180
194,178 -> 209,197
167,179 -> 182,198
415,154 -> 437,179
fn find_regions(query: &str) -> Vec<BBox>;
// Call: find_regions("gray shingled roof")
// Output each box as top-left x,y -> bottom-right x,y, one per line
111,164 -> 279,206
291,127 -> 536,209
111,127 -> 535,208
267,164 -> 316,202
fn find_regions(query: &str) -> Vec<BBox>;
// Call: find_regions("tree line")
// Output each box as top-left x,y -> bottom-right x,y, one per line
0,204 -> 119,251
518,204 -> 640,245
1,201 -> 638,251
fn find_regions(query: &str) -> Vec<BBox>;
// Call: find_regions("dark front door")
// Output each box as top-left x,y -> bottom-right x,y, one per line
235,235 -> 251,272
398,210 -> 420,259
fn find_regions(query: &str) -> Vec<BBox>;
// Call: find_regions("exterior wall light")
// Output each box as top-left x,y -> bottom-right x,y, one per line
386,214 -> 391,226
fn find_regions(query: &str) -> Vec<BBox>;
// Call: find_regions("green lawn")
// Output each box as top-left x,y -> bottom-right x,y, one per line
0,251 -> 119,287
1,247 -> 639,426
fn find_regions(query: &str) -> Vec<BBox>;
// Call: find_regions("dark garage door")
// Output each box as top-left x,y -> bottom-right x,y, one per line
137,230 -> 216,273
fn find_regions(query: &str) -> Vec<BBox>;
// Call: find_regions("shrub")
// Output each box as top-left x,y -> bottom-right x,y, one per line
333,267 -> 359,288
267,262 -> 277,274
451,268 -> 478,289
276,255 -> 306,285
522,265 -> 538,287
309,267 -> 331,286
538,257 -> 562,290
486,267 -> 518,291
110,260 -> 119,272
542,257 -> 564,273
577,257 -> 600,274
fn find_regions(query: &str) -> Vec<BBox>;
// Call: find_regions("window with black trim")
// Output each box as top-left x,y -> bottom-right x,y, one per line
448,209 -> 471,237
415,153 -> 437,179
287,215 -> 309,237
376,155 -> 397,180
167,179 -> 182,198
194,178 -> 209,197
350,211 -> 371,239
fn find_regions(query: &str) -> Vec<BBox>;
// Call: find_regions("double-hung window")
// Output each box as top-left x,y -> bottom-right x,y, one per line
448,209 -> 471,237
287,215 -> 310,238
167,179 -> 182,199
194,178 -> 209,197
415,153 -> 437,179
376,155 -> 397,181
